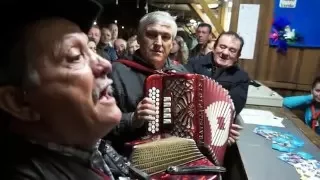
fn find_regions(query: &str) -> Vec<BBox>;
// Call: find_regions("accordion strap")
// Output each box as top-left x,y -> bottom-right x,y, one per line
116,59 -> 167,75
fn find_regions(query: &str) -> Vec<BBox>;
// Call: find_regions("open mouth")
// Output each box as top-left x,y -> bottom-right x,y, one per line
98,86 -> 113,100
92,78 -> 115,104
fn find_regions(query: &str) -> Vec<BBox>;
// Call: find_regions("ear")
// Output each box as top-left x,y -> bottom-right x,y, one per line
0,86 -> 40,122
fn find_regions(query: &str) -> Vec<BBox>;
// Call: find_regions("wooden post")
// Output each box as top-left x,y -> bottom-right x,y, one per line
189,0 -> 224,37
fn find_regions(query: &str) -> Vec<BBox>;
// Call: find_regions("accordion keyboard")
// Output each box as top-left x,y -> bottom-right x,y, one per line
147,87 -> 172,134
130,137 -> 205,175
148,87 -> 160,134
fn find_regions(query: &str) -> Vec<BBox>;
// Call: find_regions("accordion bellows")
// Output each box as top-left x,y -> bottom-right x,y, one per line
130,136 -> 205,175
143,73 -> 236,165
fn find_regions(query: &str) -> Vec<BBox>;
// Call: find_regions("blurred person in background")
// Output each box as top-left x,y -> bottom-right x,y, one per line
283,76 -> 320,135
127,35 -> 140,57
169,36 -> 189,65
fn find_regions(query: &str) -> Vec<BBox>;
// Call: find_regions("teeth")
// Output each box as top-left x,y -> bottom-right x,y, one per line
106,86 -> 113,96
95,79 -> 113,99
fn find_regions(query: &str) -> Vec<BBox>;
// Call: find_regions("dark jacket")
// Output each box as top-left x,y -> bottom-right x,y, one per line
189,44 -> 205,58
185,52 -> 249,115
106,51 -> 188,155
97,44 -> 118,62
1,133 -> 116,180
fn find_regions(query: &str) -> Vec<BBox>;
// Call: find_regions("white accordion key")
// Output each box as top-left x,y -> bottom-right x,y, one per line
163,108 -> 171,113
164,118 -> 172,124
163,96 -> 172,124
163,102 -> 171,107
147,87 -> 161,134
163,114 -> 171,119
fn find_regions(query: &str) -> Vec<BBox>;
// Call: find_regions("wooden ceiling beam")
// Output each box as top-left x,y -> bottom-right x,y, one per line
190,3 -> 222,37
197,0 -> 224,35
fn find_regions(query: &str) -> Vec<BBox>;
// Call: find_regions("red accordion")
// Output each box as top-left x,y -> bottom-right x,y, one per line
116,60 -> 235,179
144,73 -> 236,165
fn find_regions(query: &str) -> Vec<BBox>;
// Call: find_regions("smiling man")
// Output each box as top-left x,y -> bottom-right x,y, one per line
185,31 -> 249,144
107,11 -> 187,154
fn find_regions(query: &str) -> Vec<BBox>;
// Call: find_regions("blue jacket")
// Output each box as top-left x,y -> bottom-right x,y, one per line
283,94 -> 320,135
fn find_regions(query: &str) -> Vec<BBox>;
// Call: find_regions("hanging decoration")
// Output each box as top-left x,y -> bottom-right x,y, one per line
136,0 -> 139,8
269,17 -> 303,54
270,0 -> 320,49
116,0 -> 118,5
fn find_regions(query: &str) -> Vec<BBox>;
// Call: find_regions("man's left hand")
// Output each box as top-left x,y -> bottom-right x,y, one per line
227,124 -> 243,145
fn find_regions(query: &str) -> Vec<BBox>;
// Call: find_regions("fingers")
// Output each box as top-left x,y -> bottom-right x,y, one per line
136,109 -> 156,117
228,137 -> 236,145
133,97 -> 157,128
230,129 -> 240,137
138,103 -> 156,111
231,123 -> 243,130
140,97 -> 154,105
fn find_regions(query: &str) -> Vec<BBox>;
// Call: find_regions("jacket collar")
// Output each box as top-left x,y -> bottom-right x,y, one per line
131,50 -> 173,71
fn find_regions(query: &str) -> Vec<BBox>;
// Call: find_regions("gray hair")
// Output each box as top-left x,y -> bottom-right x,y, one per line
138,11 -> 177,39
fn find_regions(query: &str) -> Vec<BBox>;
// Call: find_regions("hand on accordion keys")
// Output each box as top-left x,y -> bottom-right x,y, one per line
132,97 -> 157,128
227,124 -> 243,145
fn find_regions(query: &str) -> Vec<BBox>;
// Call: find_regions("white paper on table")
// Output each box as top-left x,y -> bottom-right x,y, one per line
240,108 -> 285,127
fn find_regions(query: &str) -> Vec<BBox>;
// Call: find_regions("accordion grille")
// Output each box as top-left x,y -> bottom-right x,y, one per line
130,137 -> 205,175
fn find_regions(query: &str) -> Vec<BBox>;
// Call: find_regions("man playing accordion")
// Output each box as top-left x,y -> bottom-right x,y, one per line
107,11 -> 248,179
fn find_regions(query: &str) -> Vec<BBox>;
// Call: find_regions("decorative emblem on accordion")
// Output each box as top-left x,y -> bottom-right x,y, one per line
144,73 -> 236,165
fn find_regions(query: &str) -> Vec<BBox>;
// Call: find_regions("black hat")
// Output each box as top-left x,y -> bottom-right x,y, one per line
0,0 -> 103,86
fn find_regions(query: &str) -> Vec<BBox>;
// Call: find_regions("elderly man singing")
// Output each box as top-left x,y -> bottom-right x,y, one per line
0,1 -> 144,179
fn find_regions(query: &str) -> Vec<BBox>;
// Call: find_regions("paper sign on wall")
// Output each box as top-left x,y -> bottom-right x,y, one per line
279,0 -> 297,8
237,4 -> 260,60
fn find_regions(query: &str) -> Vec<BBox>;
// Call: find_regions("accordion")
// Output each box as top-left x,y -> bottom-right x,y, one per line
128,73 -> 235,178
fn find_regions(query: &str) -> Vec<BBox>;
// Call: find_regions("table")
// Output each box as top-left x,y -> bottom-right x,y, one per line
235,105 -> 320,180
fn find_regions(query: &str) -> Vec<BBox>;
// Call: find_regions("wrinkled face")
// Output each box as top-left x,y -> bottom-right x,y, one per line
128,40 -> 140,55
170,40 -> 179,54
138,23 -> 173,69
109,24 -> 118,40
27,19 -> 121,142
196,26 -> 210,45
213,35 -> 241,67
312,83 -> 320,102
114,39 -> 127,57
88,41 -> 96,53
100,28 -> 112,45
88,27 -> 100,44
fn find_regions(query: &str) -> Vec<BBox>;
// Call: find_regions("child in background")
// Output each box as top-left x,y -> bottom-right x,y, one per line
283,76 -> 320,135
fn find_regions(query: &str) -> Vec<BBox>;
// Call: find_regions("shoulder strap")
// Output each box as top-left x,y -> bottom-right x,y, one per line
116,59 -> 157,74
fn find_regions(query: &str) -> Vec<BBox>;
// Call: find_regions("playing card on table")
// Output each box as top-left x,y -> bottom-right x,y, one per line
278,153 -> 306,165
310,169 -> 320,180
278,152 -> 317,165
253,126 -> 281,140
294,161 -> 320,179
309,160 -> 320,169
